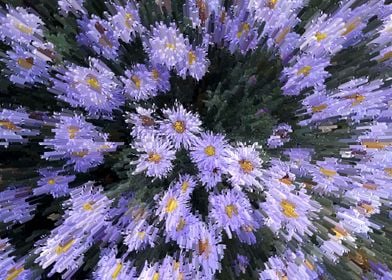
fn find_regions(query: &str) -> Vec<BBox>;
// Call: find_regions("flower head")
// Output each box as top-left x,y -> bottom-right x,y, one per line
133,135 -> 176,178
160,104 -> 202,149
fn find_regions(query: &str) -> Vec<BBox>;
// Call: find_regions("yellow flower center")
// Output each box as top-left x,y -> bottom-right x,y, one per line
181,181 -> 189,192
48,178 -> 56,185
188,51 -> 197,65
319,167 -> 337,177
83,202 -> 93,211
304,260 -> 315,271
275,27 -> 290,44
148,153 -> 161,163
362,141 -> 386,149
55,239 -> 75,254
125,13 -> 133,29
85,74 -> 101,91
165,197 -> 178,213
225,204 -> 238,218
153,272 -> 160,280
137,231 -> 146,239
385,168 -> 392,177
67,126 -> 79,139
378,51 -> 392,62
111,262 -> 123,279
204,145 -> 216,156
315,32 -> 327,42
131,75 -> 141,89
173,120 -> 186,133
15,22 -> 33,34
311,104 -> 327,113
280,199 -> 299,218
345,93 -> 365,106
176,217 -> 186,231
341,17 -> 361,36
0,120 -> 19,131
17,57 -> 34,69
6,267 -> 24,280
152,69 -> 160,80
267,0 -> 278,9
297,66 -> 312,76
242,224 -> 254,232
237,22 -> 250,38
358,202 -> 374,214
166,43 -> 176,50
239,159 -> 254,174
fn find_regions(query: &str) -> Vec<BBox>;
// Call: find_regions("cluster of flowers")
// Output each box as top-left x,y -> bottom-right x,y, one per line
0,0 -> 391,279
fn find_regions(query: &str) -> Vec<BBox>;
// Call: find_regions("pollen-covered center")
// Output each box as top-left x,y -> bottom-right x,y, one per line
173,120 -> 186,133
67,126 -> 79,139
55,239 -> 75,255
319,167 -> 337,177
176,217 -> 186,231
181,181 -> 189,192
297,65 -> 312,76
111,262 -> 123,279
225,204 -> 238,218
280,199 -> 299,218
0,120 -> 18,131
148,152 -> 161,163
239,159 -> 254,173
204,145 -> 216,156
48,178 -> 56,185
131,75 -> 141,89
125,13 -> 133,29
17,57 -> 34,69
315,32 -> 327,41
85,74 -> 101,91
237,22 -> 250,38
198,239 -> 210,256
165,197 -> 178,213
14,22 -> 33,34
188,51 -> 196,65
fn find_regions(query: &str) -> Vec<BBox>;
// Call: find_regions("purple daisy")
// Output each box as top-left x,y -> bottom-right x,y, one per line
121,64 -> 158,100
0,108 -> 41,147
225,142 -> 264,189
209,189 -> 254,238
132,135 -> 176,179
35,184 -> 111,278
190,131 -> 229,171
172,174 -> 197,199
0,187 -> 35,225
176,46 -> 209,80
225,12 -> 259,54
149,64 -> 171,93
109,2 -> 143,44
156,187 -> 188,231
198,164 -> 225,190
3,43 -> 50,86
93,249 -> 137,279
160,104 -> 202,150
124,220 -> 158,252
77,15 -> 120,59
0,6 -> 43,44
51,58 -> 124,117
281,55 -> 331,96
126,107 -> 158,140
34,168 -> 75,198
261,187 -> 320,242
146,22 -> 189,69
